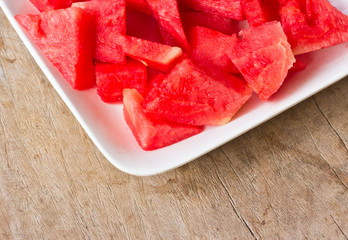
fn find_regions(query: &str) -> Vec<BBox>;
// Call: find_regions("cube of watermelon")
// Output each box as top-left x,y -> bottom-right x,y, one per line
123,89 -> 203,151
279,0 -> 348,55
96,59 -> 147,102
72,0 -> 126,63
178,0 -> 243,21
15,8 -> 96,90
189,26 -> 239,74
30,0 -> 72,12
227,21 -> 295,101
145,0 -> 190,51
143,59 -> 252,126
181,11 -> 234,35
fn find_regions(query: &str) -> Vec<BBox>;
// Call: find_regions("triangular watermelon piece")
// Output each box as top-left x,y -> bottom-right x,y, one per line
72,0 -> 126,63
143,59 -> 252,126
120,35 -> 183,72
181,11 -> 234,35
242,0 -> 280,27
15,8 -> 96,90
30,0 -> 72,11
189,26 -> 239,74
123,89 -> 203,151
145,0 -> 190,51
178,0 -> 243,21
227,21 -> 295,101
279,0 -> 348,55
96,59 -> 147,102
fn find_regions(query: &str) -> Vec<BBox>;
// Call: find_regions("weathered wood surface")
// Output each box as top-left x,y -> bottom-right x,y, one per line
1,9 -> 348,240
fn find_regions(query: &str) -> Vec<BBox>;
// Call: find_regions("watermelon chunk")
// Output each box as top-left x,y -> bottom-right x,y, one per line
30,0 -> 72,11
96,60 -> 147,102
178,0 -> 243,21
181,11 -> 234,35
72,0 -> 126,63
143,59 -> 252,126
227,21 -> 295,101
242,0 -> 280,27
189,26 -> 239,74
121,35 -> 183,72
15,8 -> 96,90
279,0 -> 348,55
145,0 -> 190,51
123,89 -> 203,151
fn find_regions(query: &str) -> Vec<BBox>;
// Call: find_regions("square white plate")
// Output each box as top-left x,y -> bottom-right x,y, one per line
1,0 -> 348,176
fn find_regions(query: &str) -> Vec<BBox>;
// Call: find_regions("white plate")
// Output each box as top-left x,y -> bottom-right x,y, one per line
1,0 -> 348,176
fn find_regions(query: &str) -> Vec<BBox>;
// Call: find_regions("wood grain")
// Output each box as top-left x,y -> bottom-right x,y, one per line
1,9 -> 348,240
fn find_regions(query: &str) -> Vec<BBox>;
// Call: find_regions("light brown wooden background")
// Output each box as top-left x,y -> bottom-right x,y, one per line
1,9 -> 348,240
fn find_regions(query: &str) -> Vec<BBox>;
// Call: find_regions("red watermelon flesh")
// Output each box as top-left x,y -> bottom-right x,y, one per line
143,58 -> 252,126
227,21 -> 295,101
242,0 -> 280,27
145,0 -> 190,51
72,0 -> 126,63
189,26 -> 239,74
181,11 -> 234,35
15,8 -> 96,90
125,0 -> 152,15
158,26 -> 180,47
126,9 -> 163,43
120,35 -> 183,72
30,0 -> 72,12
279,0 -> 348,55
123,89 -> 203,151
96,59 -> 147,102
178,0 -> 243,21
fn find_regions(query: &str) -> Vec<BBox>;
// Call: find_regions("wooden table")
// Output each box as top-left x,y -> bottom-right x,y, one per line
1,9 -> 348,240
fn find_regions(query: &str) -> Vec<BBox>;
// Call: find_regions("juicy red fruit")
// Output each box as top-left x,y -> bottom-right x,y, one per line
279,0 -> 348,55
123,89 -> 203,151
227,21 -> 295,101
178,0 -> 244,21
145,0 -> 190,51
189,26 -> 239,74
16,8 -> 96,90
30,0 -> 72,12
96,60 -> 147,102
143,59 -> 252,126
72,0 -> 126,63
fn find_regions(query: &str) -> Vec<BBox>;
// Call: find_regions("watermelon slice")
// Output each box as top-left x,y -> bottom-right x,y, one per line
242,0 -> 280,27
30,0 -> 72,11
145,0 -> 190,51
178,0 -> 243,21
143,58 -> 252,126
96,59 -> 147,102
189,26 -> 239,74
181,11 -> 234,35
227,21 -> 295,101
123,89 -> 203,151
15,8 -> 96,90
121,35 -> 183,72
279,0 -> 348,55
72,0 -> 126,63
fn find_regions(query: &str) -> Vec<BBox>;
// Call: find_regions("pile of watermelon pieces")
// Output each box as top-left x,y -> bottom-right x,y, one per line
16,0 -> 348,150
